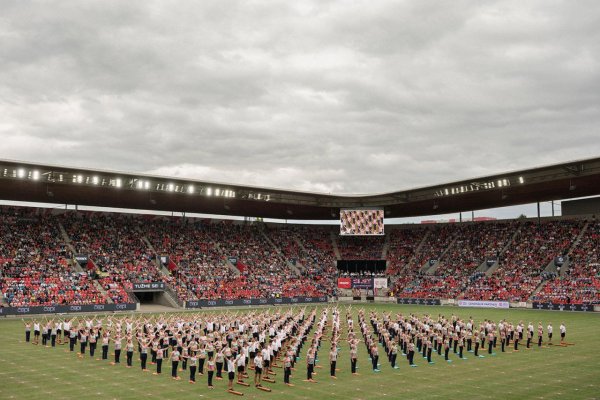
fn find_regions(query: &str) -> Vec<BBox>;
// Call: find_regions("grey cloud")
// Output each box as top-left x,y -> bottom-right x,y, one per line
0,0 -> 599,196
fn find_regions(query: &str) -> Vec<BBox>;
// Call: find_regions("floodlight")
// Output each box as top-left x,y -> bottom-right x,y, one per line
17,168 -> 25,178
188,185 -> 194,194
32,170 -> 40,180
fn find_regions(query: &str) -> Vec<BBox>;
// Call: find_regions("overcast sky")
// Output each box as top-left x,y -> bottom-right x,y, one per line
1,0 -> 599,205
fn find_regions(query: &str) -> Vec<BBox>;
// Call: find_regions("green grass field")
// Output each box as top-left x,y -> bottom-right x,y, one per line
0,304 -> 599,400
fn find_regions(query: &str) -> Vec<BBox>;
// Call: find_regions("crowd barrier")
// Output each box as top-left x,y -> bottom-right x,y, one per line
0,303 -> 137,316
532,302 -> 596,312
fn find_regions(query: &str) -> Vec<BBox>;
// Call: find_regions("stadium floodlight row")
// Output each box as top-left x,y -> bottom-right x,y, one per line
1,157 -> 600,219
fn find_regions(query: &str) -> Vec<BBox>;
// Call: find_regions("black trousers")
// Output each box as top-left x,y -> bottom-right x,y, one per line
474,343 -> 479,356
372,355 -> 379,370
102,345 -> 109,360
89,343 -> 96,357
172,361 -> 179,377
351,358 -> 357,373
115,349 -> 121,363
538,336 -> 542,347
216,362 -> 223,378
467,339 -> 472,351
156,359 -> 162,374
208,370 -> 214,386
80,342 -> 87,355
459,346 -> 463,359
127,351 -> 133,366
199,358 -> 205,374
190,366 -> 196,382
444,348 -> 450,360
501,339 -> 505,352
70,337 -> 76,351
26,331 -> 31,342
391,353 -> 397,367
330,361 -> 336,376
408,351 -> 414,365
51,334 -> 56,347
427,348 -> 432,363
284,367 -> 291,383
307,364 -> 314,380
488,342 -> 493,354
141,353 -> 148,370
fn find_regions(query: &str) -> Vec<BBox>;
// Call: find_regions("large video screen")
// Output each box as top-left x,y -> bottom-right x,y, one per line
340,208 -> 384,236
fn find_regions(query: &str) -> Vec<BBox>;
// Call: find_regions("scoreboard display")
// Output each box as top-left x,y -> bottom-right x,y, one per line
340,208 -> 384,236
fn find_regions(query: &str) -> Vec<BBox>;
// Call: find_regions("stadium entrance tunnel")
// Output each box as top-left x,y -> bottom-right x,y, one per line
134,291 -> 178,311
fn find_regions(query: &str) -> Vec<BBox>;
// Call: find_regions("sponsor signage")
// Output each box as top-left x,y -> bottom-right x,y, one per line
457,300 -> 509,309
132,282 -> 166,291
373,277 -> 388,289
532,302 -> 595,312
1,303 -> 136,315
185,296 -> 328,309
337,278 -> 352,289
396,298 -> 441,306
351,277 -> 374,290
555,256 -> 565,267
486,259 -> 497,267
160,256 -> 169,266
74,254 -> 89,265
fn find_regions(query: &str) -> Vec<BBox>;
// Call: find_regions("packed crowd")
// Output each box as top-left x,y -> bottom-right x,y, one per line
61,212 -> 172,304
2,205 -> 599,306
532,220 -> 600,304
0,208 -> 105,306
461,221 -> 582,302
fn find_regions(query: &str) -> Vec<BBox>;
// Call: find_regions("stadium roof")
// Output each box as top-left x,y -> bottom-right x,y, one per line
1,157 -> 600,220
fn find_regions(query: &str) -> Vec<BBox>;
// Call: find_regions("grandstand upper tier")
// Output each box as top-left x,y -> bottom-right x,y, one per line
1,157 -> 600,219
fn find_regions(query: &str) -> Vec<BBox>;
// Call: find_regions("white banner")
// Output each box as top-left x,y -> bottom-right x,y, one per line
457,300 -> 509,309
374,277 -> 388,289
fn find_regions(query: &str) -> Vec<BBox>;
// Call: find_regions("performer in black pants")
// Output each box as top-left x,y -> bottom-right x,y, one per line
126,340 -> 134,367
350,346 -> 358,375
140,341 -> 149,371
284,353 -> 293,386
330,346 -> 337,378
407,342 -> 416,367
371,344 -> 380,372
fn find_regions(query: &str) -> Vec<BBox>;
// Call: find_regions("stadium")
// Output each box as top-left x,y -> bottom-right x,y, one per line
2,2 -> 600,400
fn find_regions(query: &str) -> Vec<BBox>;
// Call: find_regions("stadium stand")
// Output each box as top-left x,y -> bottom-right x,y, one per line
1,205 -> 599,306
0,207 -> 105,306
